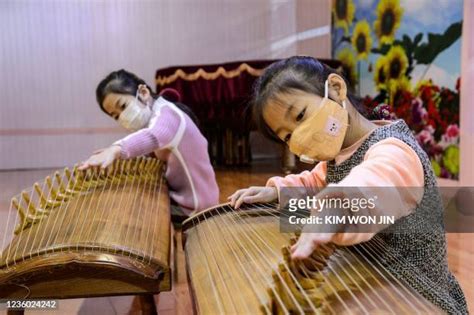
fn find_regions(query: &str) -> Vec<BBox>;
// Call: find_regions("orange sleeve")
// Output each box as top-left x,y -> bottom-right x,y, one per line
266,161 -> 327,189
266,162 -> 327,202
331,137 -> 425,245
337,137 -> 424,188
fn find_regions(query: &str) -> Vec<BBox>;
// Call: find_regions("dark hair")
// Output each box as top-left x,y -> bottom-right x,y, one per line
96,69 -> 199,125
253,56 -> 366,142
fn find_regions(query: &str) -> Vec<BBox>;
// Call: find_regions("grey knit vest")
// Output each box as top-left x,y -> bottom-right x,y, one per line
326,120 -> 468,314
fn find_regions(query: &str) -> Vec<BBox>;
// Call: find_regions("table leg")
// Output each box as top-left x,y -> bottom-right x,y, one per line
137,294 -> 157,315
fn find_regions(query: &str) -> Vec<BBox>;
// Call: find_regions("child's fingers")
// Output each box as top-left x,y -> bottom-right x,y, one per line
227,191 -> 241,201
291,233 -> 317,259
291,239 -> 316,260
233,192 -> 247,209
93,148 -> 106,154
290,234 -> 304,253
230,187 -> 265,208
242,192 -> 265,204
77,163 -> 89,170
101,155 -> 116,169
234,190 -> 257,209
234,197 -> 245,209
82,157 -> 103,169
290,233 -> 334,260
257,190 -> 275,202
290,243 -> 297,253
228,190 -> 240,207
227,190 -> 240,201
229,189 -> 247,207
78,158 -> 97,170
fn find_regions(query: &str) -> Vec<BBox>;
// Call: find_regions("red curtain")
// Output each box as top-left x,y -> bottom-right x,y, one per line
155,59 -> 341,165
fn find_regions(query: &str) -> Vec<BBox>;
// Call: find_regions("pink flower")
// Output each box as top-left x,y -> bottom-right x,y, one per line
425,125 -> 435,135
416,129 -> 434,145
445,124 -> 459,138
439,124 -> 460,149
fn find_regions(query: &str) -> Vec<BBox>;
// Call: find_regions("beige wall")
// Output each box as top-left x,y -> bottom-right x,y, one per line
0,0 -> 331,170
296,0 -> 331,57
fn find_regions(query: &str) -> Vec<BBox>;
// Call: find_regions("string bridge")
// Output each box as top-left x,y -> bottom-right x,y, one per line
265,234 -> 335,314
10,157 -> 162,235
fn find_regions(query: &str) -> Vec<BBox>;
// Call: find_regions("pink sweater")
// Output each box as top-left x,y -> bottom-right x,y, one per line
267,120 -> 425,244
115,97 -> 219,214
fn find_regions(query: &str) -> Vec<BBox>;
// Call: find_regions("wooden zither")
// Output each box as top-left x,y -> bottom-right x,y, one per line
182,203 -> 444,314
0,157 -> 171,299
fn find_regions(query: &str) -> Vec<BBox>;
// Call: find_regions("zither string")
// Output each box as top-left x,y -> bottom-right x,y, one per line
202,210 -> 272,314
205,206 -> 298,314
218,205 -> 320,314
257,203 -> 375,314
214,208 -> 297,314
258,203 -> 399,312
255,202 -> 425,313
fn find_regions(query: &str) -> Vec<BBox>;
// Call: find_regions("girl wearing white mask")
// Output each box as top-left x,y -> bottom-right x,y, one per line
79,70 -> 219,219
228,56 -> 467,314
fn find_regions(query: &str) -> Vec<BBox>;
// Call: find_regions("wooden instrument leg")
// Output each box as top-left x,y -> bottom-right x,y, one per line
137,294 -> 157,315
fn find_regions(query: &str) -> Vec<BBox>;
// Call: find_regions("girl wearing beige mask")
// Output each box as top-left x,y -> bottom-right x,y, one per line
228,56 -> 467,314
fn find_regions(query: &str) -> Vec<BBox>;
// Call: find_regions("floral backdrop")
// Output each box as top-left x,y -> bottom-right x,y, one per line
331,0 -> 463,179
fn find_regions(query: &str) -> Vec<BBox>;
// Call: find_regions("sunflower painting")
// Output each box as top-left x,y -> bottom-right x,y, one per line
373,0 -> 403,45
373,55 -> 387,90
384,45 -> 408,81
333,0 -> 356,35
337,47 -> 357,85
351,20 -> 373,59
331,0 -> 463,179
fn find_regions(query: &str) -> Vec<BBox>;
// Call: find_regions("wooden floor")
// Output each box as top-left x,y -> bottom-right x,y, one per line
0,159 -> 472,314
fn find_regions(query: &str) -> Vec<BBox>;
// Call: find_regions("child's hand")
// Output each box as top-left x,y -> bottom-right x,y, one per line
228,186 -> 277,209
290,218 -> 375,260
78,145 -> 122,170
290,231 -> 335,260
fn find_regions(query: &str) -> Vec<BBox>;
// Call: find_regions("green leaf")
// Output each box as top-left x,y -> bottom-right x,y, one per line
373,90 -> 388,104
414,21 -> 462,64
402,34 -> 413,52
371,44 -> 391,55
341,36 -> 351,42
413,33 -> 423,46
393,39 -> 403,46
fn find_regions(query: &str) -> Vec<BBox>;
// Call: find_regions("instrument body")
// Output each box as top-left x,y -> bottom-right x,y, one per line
183,203 -> 443,314
0,157 -> 171,299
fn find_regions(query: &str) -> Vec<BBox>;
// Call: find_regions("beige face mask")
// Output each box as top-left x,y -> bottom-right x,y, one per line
288,80 -> 349,164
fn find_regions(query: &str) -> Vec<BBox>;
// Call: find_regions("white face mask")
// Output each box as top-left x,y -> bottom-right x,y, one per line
118,90 -> 152,132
